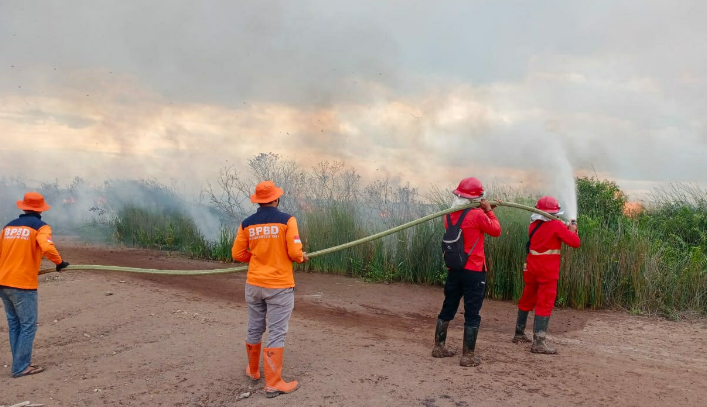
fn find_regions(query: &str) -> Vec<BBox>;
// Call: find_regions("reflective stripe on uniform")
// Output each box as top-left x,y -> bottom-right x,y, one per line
529,249 -> 561,256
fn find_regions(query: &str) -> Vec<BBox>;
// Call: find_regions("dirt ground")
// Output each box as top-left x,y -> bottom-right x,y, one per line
1,238 -> 706,407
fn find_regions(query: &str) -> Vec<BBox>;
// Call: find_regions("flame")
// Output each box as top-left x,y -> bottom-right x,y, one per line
624,202 -> 644,217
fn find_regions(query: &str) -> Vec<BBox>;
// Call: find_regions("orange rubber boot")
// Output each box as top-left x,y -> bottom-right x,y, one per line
245,342 -> 261,380
263,347 -> 299,398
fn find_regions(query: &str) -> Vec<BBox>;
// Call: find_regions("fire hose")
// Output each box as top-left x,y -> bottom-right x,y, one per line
39,201 -> 563,276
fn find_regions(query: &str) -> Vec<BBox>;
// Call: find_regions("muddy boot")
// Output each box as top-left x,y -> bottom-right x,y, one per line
459,325 -> 481,367
245,342 -> 261,381
530,316 -> 558,355
431,319 -> 457,358
512,310 -> 532,343
263,347 -> 299,398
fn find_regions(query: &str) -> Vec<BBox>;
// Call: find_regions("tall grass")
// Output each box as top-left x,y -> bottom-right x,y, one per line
484,207 -> 528,300
301,202 -> 368,276
111,204 -> 236,262
292,179 -> 707,317
80,155 -> 707,316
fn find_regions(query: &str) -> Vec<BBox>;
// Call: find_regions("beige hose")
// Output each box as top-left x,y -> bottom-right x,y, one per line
39,201 -> 561,276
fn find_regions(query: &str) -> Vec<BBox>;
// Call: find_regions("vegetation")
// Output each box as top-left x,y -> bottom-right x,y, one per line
203,158 -> 707,316
2,155 -> 705,317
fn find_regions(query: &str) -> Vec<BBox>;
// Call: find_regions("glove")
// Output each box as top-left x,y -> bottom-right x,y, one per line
56,261 -> 70,272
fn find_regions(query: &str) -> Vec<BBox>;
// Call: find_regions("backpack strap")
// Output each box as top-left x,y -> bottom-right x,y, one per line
467,236 -> 480,256
446,208 -> 471,232
456,208 -> 479,256
453,208 -> 471,227
526,221 -> 545,254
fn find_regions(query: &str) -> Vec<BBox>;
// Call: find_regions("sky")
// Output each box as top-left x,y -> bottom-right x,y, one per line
1,0 -> 706,205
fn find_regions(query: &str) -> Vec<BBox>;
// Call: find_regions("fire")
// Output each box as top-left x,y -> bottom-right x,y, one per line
623,202 -> 644,217
62,197 -> 76,204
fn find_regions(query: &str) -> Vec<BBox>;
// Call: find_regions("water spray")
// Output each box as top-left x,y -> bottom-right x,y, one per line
39,200 -> 563,276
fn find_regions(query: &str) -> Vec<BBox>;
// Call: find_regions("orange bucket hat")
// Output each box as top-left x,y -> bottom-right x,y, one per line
17,192 -> 51,211
251,181 -> 284,204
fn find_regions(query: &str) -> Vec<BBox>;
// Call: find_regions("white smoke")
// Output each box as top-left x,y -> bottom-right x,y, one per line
2,1 -> 707,208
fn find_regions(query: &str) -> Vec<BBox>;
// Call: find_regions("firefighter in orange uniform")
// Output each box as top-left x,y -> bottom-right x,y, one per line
513,196 -> 580,354
232,181 -> 309,398
0,192 -> 70,377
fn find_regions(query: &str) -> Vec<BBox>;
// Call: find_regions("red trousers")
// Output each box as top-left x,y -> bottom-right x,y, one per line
518,270 -> 557,317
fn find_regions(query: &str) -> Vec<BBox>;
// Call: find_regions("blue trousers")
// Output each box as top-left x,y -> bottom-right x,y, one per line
0,286 -> 38,376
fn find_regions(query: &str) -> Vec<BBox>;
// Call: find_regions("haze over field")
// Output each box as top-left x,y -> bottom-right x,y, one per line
1,1 -> 706,202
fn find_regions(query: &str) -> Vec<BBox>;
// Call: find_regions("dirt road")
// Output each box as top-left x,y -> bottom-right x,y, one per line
1,239 -> 705,406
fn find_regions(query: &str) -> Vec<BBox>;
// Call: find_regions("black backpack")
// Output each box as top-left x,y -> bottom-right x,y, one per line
442,209 -> 480,271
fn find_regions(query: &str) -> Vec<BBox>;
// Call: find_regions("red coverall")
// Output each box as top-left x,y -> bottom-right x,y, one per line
518,219 -> 580,316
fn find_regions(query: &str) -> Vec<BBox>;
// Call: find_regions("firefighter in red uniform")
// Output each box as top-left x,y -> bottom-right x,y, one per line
512,196 -> 580,354
432,177 -> 501,367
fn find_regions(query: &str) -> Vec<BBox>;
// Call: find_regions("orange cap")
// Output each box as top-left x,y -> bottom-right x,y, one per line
17,192 -> 51,212
250,181 -> 284,204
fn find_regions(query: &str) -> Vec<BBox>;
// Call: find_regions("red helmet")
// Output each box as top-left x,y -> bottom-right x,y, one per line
536,196 -> 561,214
453,177 -> 485,199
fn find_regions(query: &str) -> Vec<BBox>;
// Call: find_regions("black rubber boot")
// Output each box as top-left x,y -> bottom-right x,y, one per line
512,310 -> 532,343
431,319 -> 457,358
530,315 -> 557,354
459,325 -> 480,367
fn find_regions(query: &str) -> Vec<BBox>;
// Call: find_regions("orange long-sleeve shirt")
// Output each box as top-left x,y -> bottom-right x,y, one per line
0,213 -> 63,289
232,207 -> 305,289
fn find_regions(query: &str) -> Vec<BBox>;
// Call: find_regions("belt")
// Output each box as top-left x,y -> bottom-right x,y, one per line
529,249 -> 561,256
